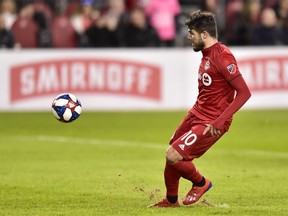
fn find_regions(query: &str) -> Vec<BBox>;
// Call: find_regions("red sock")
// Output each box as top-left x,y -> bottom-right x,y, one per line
173,160 -> 203,184
164,161 -> 181,196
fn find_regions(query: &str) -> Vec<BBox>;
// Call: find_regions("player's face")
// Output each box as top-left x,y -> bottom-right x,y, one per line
188,29 -> 205,52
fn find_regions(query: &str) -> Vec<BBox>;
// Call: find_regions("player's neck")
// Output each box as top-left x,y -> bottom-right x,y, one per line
204,38 -> 218,49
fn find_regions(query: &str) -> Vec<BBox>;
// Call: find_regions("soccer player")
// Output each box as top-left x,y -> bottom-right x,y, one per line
149,10 -> 251,207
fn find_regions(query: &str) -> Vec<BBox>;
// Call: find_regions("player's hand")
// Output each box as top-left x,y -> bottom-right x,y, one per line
203,124 -> 221,137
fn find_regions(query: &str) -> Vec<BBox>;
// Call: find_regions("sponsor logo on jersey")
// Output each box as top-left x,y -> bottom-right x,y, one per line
204,60 -> 210,70
227,64 -> 236,74
178,144 -> 185,150
202,73 -> 212,86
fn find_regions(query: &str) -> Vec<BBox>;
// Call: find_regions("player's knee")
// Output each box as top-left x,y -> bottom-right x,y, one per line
166,146 -> 183,164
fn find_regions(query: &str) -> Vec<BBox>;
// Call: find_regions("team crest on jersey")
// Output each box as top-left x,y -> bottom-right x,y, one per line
202,73 -> 212,86
227,64 -> 236,74
204,60 -> 210,70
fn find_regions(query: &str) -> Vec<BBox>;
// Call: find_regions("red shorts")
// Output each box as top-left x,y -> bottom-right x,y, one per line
169,112 -> 229,161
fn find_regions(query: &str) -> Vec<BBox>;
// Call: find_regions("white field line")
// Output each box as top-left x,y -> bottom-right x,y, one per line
7,135 -> 288,158
214,148 -> 288,158
11,135 -> 166,150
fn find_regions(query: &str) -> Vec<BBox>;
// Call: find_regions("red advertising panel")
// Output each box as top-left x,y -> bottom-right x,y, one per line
238,57 -> 288,91
10,59 -> 162,103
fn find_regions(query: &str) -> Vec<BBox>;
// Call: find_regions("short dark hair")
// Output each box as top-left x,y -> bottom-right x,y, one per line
185,10 -> 218,39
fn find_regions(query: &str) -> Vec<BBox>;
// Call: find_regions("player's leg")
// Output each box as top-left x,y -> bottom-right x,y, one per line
149,113 -> 193,208
166,146 -> 202,183
171,124 -> 226,205
150,142 -> 209,207
165,145 -> 207,204
148,160 -> 182,208
164,113 -> 197,204
169,112 -> 194,145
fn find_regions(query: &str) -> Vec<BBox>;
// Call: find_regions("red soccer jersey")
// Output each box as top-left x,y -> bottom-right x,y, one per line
190,42 -> 242,129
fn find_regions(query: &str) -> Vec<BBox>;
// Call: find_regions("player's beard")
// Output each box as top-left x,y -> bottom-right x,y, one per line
192,38 -> 205,52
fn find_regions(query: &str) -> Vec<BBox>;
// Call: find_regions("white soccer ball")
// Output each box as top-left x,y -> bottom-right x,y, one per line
51,93 -> 82,123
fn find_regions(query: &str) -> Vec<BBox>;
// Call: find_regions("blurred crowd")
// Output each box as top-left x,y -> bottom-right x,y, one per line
0,0 -> 287,49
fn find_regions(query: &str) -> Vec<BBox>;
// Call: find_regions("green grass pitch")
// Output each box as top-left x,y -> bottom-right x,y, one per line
0,110 -> 287,216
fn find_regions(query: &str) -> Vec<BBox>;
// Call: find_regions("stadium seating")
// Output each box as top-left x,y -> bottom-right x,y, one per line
11,17 -> 38,48
51,15 -> 77,48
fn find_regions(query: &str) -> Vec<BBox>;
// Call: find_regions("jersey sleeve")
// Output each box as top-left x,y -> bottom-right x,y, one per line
211,75 -> 251,129
215,52 -> 241,82
211,48 -> 251,129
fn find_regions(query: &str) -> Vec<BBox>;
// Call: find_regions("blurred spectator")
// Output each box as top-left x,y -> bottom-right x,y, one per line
85,0 -> 127,47
264,0 -> 278,8
0,0 -> 17,29
19,2 -> 51,47
243,0 -> 262,25
179,0 -> 201,8
1,0 -> 287,48
85,15 -> 119,47
273,0 -> 288,44
42,0 -> 56,12
126,0 -> 147,11
202,0 -> 217,11
251,7 -> 284,45
0,14 -> 14,48
70,0 -> 99,46
33,1 -> 54,20
225,0 -> 244,25
71,0 -> 98,34
225,0 -> 262,45
103,0 -> 127,36
201,0 -> 226,39
124,7 -> 160,47
60,0 -> 80,17
126,0 -> 139,11
145,0 -> 181,47
274,0 -> 288,22
16,0 -> 56,12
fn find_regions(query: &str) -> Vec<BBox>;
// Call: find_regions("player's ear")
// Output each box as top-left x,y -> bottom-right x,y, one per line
201,31 -> 209,40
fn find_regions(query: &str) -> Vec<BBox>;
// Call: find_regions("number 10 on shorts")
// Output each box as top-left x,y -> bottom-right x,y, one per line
181,130 -> 197,146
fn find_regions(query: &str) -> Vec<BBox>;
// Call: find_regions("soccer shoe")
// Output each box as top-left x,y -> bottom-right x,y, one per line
148,198 -> 180,208
182,178 -> 212,205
